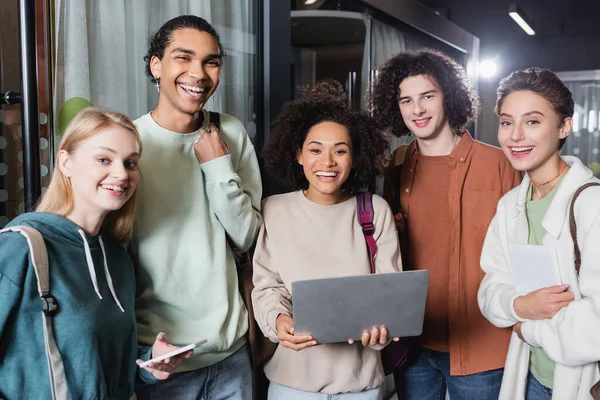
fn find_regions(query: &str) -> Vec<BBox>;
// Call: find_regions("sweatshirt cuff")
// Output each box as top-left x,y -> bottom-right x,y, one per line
510,294 -> 528,322
199,154 -> 235,184
136,345 -> 160,385
521,320 -> 542,348
267,308 -> 290,343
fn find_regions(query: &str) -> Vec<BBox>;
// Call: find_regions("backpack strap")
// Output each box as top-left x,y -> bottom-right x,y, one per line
0,226 -> 68,400
567,181 -> 600,392
392,145 -> 410,214
569,182 -> 600,276
356,192 -> 377,274
208,111 -> 220,130
207,110 -> 278,367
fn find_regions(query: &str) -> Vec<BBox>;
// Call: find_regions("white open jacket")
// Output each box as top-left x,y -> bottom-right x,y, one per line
478,156 -> 600,400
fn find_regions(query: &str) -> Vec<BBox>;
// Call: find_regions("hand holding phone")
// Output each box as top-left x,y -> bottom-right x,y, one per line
136,332 -> 206,380
137,339 -> 207,368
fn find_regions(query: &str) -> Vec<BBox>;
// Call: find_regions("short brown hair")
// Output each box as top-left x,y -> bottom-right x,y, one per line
496,68 -> 574,150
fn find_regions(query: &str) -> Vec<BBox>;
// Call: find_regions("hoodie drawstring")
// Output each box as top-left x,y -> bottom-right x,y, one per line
78,229 -> 124,312
98,236 -> 124,312
79,229 -> 103,300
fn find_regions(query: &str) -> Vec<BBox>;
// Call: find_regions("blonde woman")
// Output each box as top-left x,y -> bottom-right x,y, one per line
0,108 -> 188,399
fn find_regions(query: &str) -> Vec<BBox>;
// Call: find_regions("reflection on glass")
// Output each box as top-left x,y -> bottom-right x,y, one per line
562,79 -> 600,178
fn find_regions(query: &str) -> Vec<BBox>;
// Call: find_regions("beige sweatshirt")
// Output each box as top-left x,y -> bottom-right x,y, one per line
251,191 -> 402,394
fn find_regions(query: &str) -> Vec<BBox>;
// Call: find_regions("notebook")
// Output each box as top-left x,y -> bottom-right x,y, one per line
508,243 -> 562,294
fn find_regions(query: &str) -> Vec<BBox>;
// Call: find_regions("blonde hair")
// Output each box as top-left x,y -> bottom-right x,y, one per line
37,108 -> 142,243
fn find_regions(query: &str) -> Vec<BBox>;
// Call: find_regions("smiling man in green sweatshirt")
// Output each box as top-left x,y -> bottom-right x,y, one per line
132,15 -> 262,400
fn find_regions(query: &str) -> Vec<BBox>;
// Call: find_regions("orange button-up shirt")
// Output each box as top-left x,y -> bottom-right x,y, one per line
384,131 -> 522,376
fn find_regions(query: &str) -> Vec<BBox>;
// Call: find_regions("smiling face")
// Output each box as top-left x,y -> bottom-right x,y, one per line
297,121 -> 353,205
150,28 -> 221,120
398,74 -> 450,141
498,90 -> 572,176
60,124 -> 141,221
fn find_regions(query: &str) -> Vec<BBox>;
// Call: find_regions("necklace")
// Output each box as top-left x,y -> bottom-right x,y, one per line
531,162 -> 568,187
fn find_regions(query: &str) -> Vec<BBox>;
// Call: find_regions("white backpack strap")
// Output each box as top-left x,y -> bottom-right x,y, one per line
0,226 -> 69,400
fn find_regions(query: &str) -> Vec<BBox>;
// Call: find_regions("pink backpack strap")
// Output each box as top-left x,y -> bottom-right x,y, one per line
356,192 -> 377,274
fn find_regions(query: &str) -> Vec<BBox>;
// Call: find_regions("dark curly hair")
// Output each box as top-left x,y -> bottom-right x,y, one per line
496,68 -> 574,150
144,15 -> 226,84
368,48 -> 480,137
262,80 -> 390,193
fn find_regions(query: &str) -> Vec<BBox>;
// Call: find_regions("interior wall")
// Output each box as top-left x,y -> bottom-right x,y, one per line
315,43 -> 364,109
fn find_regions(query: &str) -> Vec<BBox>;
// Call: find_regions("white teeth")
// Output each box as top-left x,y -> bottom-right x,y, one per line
101,184 -> 125,192
180,84 -> 206,93
415,119 -> 429,124
512,147 -> 534,152
316,172 -> 337,177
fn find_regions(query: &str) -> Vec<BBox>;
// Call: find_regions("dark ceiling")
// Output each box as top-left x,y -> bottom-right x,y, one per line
296,0 -> 600,72
416,0 -> 600,72
418,0 -> 600,40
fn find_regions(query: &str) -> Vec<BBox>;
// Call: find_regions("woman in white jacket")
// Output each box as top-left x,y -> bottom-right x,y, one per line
478,67 -> 600,400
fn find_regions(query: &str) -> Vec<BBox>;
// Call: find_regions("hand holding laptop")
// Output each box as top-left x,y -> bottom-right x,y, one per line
276,314 -> 317,351
347,326 -> 401,346
292,271 -> 428,344
277,314 -> 401,350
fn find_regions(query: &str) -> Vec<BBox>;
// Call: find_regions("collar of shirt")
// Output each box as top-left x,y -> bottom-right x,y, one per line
407,130 -> 475,166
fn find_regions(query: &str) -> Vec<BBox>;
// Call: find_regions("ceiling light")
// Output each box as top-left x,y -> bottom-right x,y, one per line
509,4 -> 535,35
479,59 -> 498,78
305,0 -> 318,4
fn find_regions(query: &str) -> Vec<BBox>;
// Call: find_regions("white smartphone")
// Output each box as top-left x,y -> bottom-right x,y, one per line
137,339 -> 207,368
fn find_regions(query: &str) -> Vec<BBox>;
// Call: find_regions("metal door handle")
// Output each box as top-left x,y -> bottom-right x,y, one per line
0,91 -> 22,105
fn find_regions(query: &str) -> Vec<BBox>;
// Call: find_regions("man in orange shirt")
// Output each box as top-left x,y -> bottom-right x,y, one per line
369,49 -> 521,400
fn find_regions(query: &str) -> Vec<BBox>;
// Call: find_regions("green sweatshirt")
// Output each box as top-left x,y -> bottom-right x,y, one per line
0,212 -> 153,400
133,110 -> 262,371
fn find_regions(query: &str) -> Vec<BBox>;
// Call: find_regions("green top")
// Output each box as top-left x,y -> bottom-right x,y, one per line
526,179 -> 563,389
133,111 -> 263,371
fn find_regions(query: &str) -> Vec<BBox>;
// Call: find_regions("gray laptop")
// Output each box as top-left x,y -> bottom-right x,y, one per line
291,270 -> 428,344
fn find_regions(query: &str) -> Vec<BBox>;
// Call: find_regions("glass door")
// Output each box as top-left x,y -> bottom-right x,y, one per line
557,70 -> 600,178
0,2 -> 25,227
291,10 -> 366,109
0,0 -> 52,227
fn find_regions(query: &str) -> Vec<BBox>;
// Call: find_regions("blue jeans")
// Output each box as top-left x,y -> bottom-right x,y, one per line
268,382 -> 383,400
136,343 -> 252,400
395,346 -> 503,400
525,372 -> 553,400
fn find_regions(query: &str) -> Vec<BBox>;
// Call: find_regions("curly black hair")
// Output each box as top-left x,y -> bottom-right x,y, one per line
144,15 -> 226,84
368,48 -> 480,137
262,80 -> 390,193
496,68 -> 573,150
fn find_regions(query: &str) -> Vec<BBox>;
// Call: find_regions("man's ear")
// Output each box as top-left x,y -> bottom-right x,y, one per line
150,55 -> 161,81
296,149 -> 303,166
58,149 -> 73,177
559,117 -> 573,140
